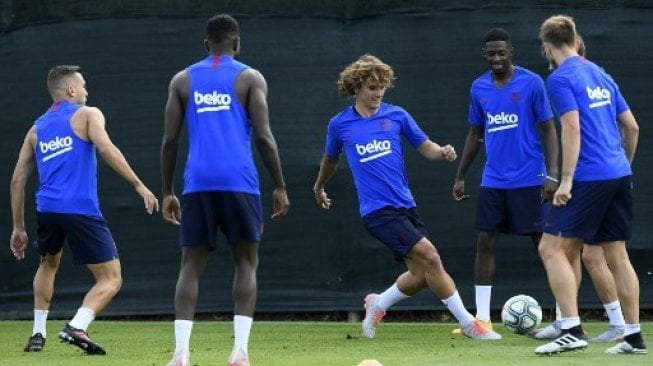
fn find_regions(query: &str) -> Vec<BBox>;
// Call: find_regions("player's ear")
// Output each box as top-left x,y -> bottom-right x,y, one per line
204,38 -> 209,52
234,36 -> 240,53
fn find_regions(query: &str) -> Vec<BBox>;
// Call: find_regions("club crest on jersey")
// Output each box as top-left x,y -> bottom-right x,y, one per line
586,86 -> 611,109
194,91 -> 232,113
39,135 -> 74,162
379,119 -> 392,130
486,112 -> 519,133
355,139 -> 392,163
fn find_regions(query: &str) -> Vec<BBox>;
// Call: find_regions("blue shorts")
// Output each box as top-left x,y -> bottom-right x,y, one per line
180,191 -> 263,249
35,212 -> 118,265
543,176 -> 633,244
362,206 -> 428,259
475,185 -> 545,235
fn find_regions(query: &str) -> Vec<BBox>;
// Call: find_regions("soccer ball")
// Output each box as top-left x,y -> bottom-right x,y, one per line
501,294 -> 542,334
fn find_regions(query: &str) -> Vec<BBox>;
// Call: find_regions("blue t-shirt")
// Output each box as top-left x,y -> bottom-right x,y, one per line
546,56 -> 631,181
183,55 -> 259,195
325,103 -> 428,217
34,100 -> 102,217
469,66 -> 554,188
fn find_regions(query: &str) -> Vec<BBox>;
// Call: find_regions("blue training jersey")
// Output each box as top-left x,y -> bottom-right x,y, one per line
34,100 -> 102,217
325,103 -> 428,217
183,55 -> 259,195
469,66 -> 554,188
546,56 -> 631,181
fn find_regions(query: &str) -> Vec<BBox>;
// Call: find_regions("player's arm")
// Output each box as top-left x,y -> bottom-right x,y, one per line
313,155 -> 339,210
10,127 -> 36,260
616,109 -> 639,164
161,70 -> 187,197
538,119 -> 560,200
555,110 -> 581,206
242,68 -> 289,219
86,107 -> 159,214
452,126 -> 483,201
539,119 -> 559,177
416,140 -> 457,162
160,71 -> 187,224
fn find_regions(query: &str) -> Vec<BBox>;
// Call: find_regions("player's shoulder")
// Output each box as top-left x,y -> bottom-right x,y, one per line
514,66 -> 545,82
471,70 -> 493,86
77,105 -> 102,115
329,105 -> 355,125
379,102 -> 406,114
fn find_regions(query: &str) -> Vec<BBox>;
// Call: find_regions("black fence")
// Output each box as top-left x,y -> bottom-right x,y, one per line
1,1 -> 651,318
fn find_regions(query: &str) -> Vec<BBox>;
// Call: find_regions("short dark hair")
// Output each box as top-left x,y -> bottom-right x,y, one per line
47,65 -> 81,95
483,28 -> 511,45
206,14 -> 239,44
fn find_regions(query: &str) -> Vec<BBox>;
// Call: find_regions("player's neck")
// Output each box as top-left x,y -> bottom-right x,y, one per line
354,103 -> 379,118
492,64 -> 514,87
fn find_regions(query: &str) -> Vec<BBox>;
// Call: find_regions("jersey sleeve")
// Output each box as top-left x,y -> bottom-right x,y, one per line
399,108 -> 428,148
532,76 -> 555,123
613,86 -> 630,114
324,119 -> 342,158
546,74 -> 577,118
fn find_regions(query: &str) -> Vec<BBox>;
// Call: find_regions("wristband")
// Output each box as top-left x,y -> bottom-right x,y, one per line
546,175 -> 559,183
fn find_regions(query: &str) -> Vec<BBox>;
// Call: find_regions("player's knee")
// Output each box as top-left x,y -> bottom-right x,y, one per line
99,273 -> 122,296
421,249 -> 443,270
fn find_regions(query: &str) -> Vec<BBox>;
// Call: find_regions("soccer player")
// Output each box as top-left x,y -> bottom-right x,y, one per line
313,54 -> 501,341
10,65 -> 159,354
161,14 -> 290,366
535,14 -> 646,355
534,34 -> 627,343
451,28 -> 558,333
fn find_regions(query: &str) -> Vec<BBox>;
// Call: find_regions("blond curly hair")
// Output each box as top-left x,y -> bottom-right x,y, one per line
337,54 -> 395,98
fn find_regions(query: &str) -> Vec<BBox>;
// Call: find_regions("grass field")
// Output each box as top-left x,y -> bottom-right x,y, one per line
1,320 -> 651,365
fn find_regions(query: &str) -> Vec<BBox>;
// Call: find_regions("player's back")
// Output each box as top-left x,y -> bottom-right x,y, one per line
547,56 -> 631,181
34,100 -> 101,216
183,55 -> 259,195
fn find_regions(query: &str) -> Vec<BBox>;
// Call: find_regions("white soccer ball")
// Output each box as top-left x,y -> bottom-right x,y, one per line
501,294 -> 542,334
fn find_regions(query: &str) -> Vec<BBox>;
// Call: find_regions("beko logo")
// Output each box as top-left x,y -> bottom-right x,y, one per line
194,91 -> 232,113
355,139 -> 392,163
586,86 -> 611,109
486,112 -> 519,133
39,136 -> 73,162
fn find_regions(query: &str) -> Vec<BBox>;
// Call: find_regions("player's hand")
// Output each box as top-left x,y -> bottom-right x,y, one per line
452,178 -> 469,201
542,179 -> 558,201
271,187 -> 290,220
10,229 -> 28,260
552,180 -> 572,206
162,194 -> 181,225
440,144 -> 457,162
136,184 -> 159,214
314,189 -> 332,210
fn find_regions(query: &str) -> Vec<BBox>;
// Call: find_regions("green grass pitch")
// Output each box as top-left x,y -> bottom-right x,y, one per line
1,320 -> 650,365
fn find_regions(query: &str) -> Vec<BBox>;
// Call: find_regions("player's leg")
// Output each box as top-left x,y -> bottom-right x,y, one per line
168,246 -> 210,366
25,252 -> 61,352
407,238 -> 500,340
57,258 -> 121,356
471,188 -> 507,326
229,240 -> 259,364
535,234 -> 588,354
603,241 -> 647,354
473,231 -> 499,324
582,243 -> 625,342
168,192 -> 217,365
220,192 -> 262,366
596,177 -> 646,354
